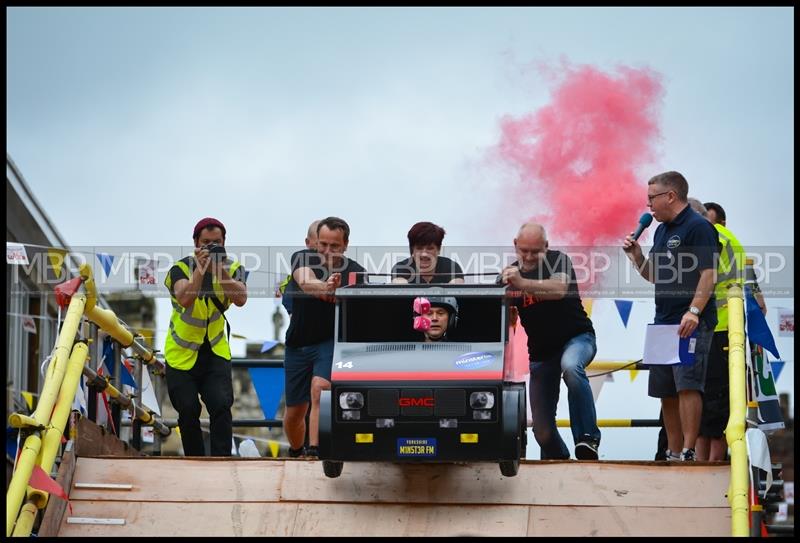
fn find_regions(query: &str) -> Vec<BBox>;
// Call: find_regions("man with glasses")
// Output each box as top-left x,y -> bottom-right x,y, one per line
623,171 -> 719,461
282,217 -> 366,458
499,223 -> 600,460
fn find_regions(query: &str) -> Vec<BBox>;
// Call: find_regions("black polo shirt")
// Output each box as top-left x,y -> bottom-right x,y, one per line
506,250 -> 595,361
391,255 -> 464,284
649,205 -> 719,328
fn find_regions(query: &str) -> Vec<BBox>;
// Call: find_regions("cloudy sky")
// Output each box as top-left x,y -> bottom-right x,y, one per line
7,7 -> 793,459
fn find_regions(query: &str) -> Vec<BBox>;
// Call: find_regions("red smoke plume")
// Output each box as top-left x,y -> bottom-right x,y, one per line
494,62 -> 664,247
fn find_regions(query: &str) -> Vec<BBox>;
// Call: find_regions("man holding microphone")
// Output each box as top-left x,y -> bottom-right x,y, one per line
623,171 -> 719,461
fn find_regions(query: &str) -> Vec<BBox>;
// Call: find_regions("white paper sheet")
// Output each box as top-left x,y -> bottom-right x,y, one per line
643,324 -> 696,365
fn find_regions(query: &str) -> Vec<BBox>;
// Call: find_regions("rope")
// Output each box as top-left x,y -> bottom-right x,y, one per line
586,359 -> 642,378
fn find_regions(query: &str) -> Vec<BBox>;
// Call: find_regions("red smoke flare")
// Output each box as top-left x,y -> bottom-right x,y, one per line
494,63 -> 664,247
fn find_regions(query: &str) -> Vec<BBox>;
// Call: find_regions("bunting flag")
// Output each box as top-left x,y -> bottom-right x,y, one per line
21,391 -> 34,411
267,440 -> 280,458
587,372 -> 614,402
7,427 -> 18,458
745,286 -> 780,359
47,248 -> 67,279
749,343 -> 785,432
96,252 -> 115,277
138,366 -> 161,416
71,376 -> 87,416
261,340 -> 279,353
614,299 -> 633,328
770,361 -> 785,382
244,270 -> 250,282
249,367 -> 285,421
102,338 -> 137,389
28,464 -> 69,502
582,298 -> 594,317
629,369 -> 639,383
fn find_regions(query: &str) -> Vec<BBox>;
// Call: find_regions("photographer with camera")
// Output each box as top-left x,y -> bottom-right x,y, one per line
164,217 -> 247,456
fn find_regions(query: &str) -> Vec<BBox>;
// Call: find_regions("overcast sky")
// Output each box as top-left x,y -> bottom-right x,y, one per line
7,7 -> 793,460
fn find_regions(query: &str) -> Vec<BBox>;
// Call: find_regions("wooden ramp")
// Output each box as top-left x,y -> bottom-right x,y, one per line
51,457 -> 732,536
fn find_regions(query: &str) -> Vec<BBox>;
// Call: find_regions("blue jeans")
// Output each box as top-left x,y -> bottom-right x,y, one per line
530,332 -> 599,459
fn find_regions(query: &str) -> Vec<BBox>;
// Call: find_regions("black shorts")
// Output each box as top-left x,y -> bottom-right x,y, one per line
699,331 -> 730,438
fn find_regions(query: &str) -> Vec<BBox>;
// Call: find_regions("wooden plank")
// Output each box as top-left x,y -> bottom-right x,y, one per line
281,460 -> 731,507
69,457 -> 285,502
38,446 -> 77,537
292,504 -> 530,536
57,501 -> 299,536
56,500 -> 732,536
526,505 -> 732,536
74,417 -> 142,457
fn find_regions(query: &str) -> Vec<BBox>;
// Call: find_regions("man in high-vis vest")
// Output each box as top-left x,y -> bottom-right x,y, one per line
696,202 -> 745,461
164,217 -> 247,456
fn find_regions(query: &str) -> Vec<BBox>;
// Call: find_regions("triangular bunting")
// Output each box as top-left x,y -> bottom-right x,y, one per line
268,440 -> 280,458
72,376 -> 87,416
96,253 -> 115,277
582,298 -> 593,317
261,340 -> 279,353
244,270 -> 250,282
746,287 -> 780,359
102,338 -> 137,389
21,391 -> 34,411
249,367 -> 285,421
28,464 -> 69,501
138,365 -> 161,416
47,248 -> 67,279
629,369 -> 639,383
770,361 -> 785,382
614,299 -> 633,328
7,427 -> 18,459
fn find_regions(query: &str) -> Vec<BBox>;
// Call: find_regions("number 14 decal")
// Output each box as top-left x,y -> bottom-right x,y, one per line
335,361 -> 354,369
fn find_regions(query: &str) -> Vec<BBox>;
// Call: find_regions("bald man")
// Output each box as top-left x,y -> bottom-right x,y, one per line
499,224 -> 600,460
278,220 -> 321,315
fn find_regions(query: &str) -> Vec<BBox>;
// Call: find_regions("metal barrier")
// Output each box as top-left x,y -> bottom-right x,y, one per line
6,265 -> 168,537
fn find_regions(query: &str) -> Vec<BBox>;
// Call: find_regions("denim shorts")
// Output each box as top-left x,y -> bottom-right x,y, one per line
648,320 -> 713,398
283,339 -> 334,406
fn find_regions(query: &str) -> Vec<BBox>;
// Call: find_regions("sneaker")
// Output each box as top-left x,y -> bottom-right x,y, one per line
304,446 -> 319,458
575,438 -> 599,460
665,449 -> 681,461
680,448 -> 697,461
288,446 -> 305,458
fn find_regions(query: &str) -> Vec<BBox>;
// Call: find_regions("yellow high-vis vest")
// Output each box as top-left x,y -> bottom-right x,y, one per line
164,257 -> 242,370
713,223 -> 745,332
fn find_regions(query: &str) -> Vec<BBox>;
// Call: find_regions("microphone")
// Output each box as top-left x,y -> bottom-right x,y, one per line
631,213 -> 653,241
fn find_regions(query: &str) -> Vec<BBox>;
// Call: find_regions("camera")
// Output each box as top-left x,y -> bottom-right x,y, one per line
202,242 -> 227,262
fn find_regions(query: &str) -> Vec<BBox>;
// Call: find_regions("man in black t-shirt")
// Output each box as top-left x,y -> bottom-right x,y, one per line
283,216 -> 366,458
499,223 -> 600,460
391,221 -> 464,284
623,171 -> 718,462
277,219 -> 320,315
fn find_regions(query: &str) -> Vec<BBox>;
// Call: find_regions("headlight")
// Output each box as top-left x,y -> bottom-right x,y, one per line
469,391 -> 494,409
339,392 -> 364,409
342,410 -> 361,421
